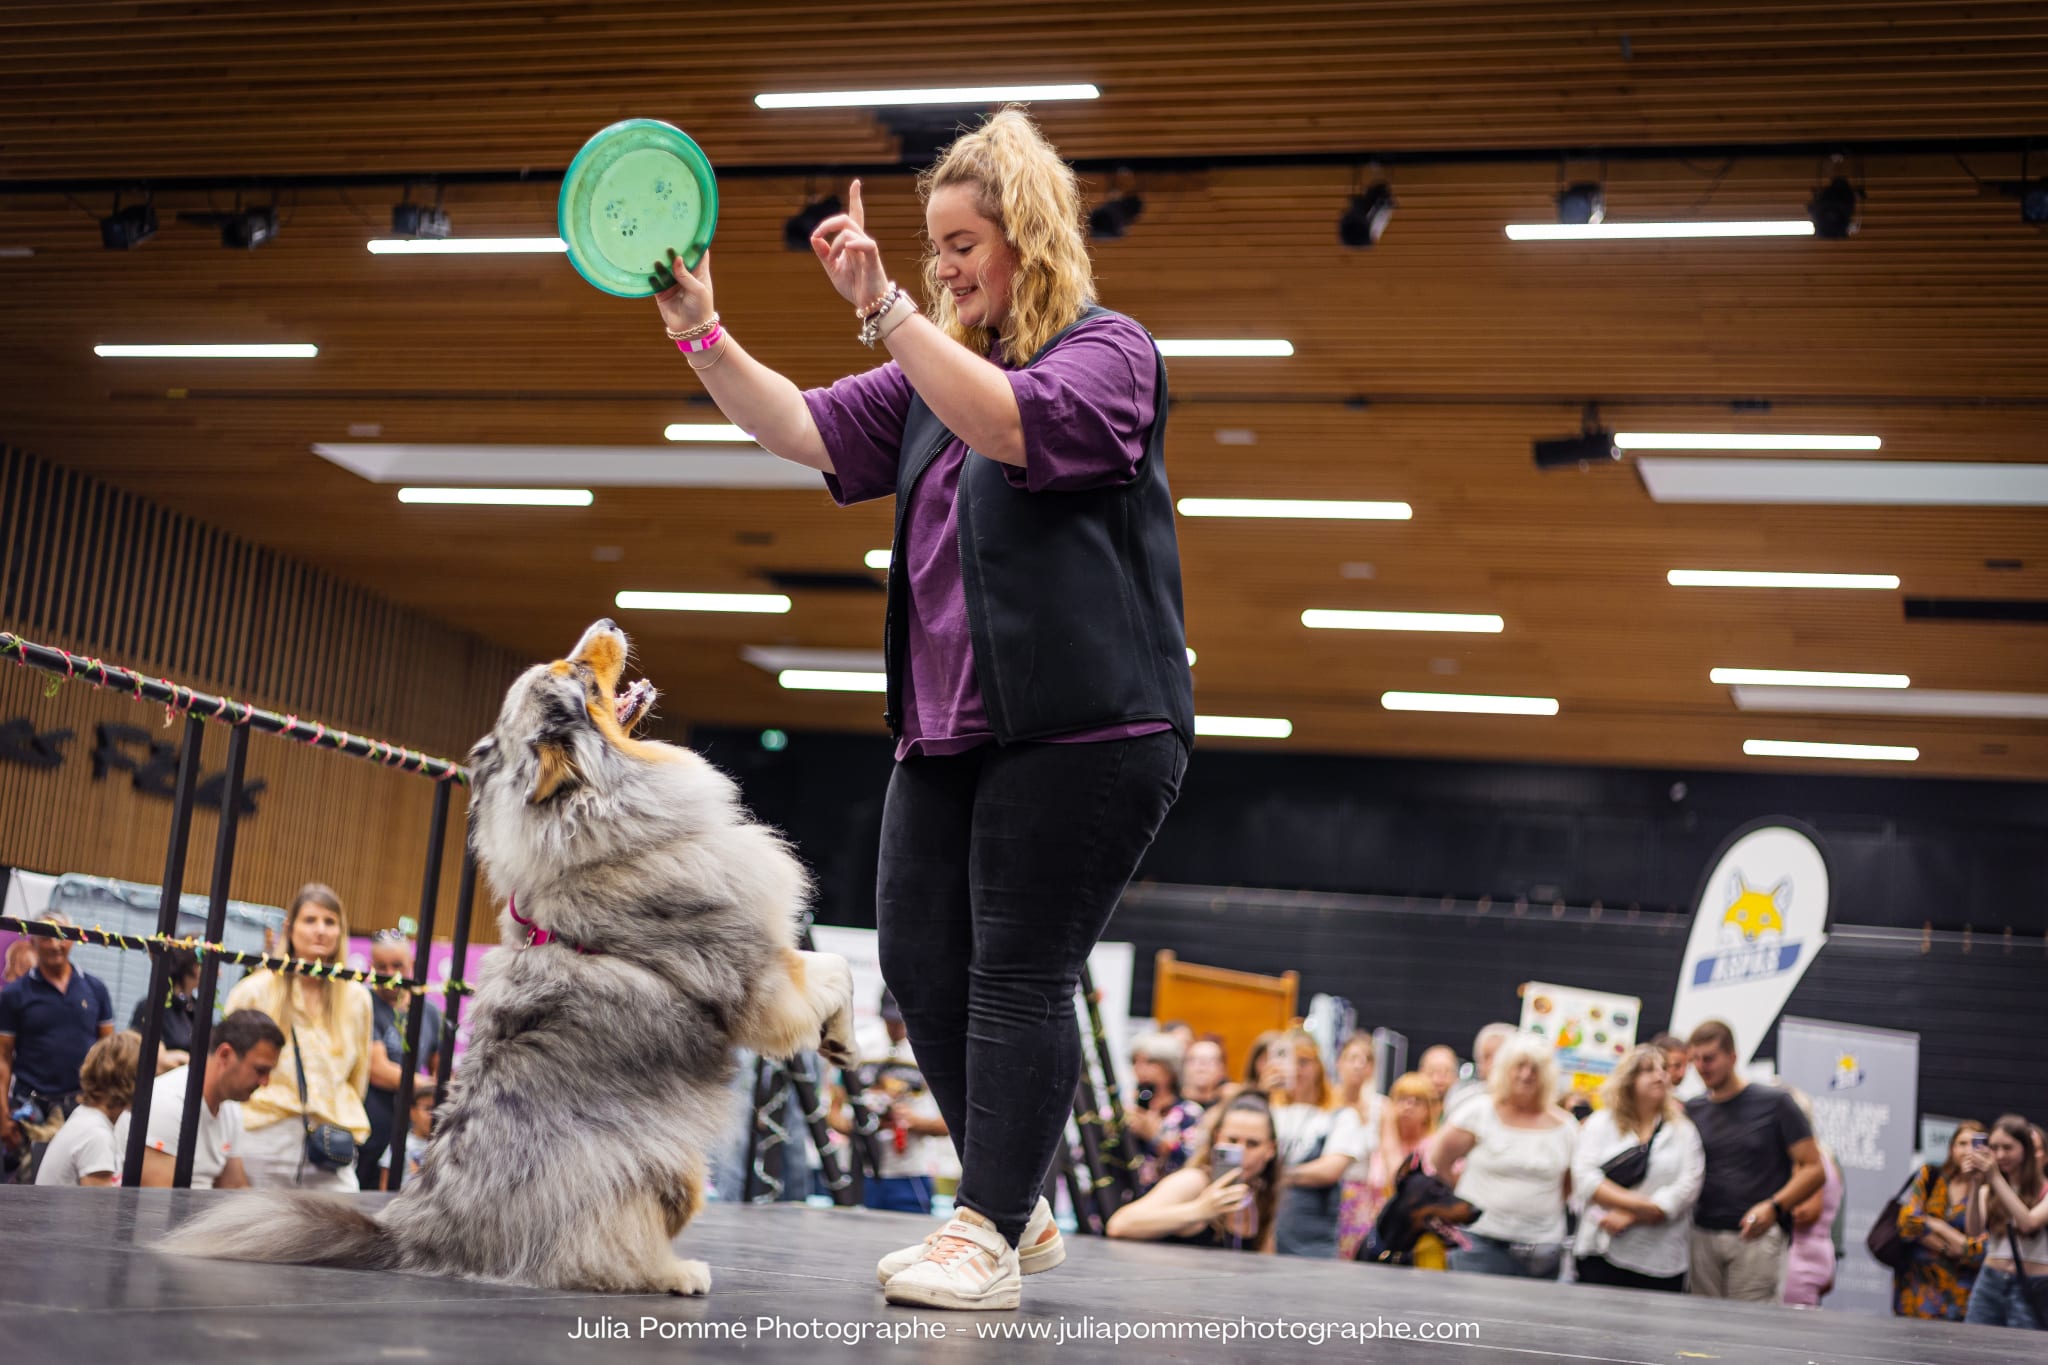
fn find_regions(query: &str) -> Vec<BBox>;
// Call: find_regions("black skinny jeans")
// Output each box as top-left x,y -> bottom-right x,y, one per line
876,731 -> 1186,1246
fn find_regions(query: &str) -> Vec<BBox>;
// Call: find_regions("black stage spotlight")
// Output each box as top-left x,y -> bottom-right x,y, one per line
391,202 -> 451,238
99,199 -> 158,250
783,194 -> 842,251
1533,406 -> 1619,471
1808,176 -> 1860,238
220,206 -> 278,249
2020,180 -> 2048,226
1088,192 -> 1144,240
1338,183 -> 1396,247
1555,182 -> 1605,226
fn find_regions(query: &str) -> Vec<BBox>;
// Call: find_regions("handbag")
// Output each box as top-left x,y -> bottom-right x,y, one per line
2006,1224 -> 2048,1320
1598,1118 -> 1663,1190
1866,1164 -> 1933,1273
291,1026 -> 358,1173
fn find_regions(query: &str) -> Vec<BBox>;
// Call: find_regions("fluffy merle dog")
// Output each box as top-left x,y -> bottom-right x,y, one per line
160,620 -> 855,1295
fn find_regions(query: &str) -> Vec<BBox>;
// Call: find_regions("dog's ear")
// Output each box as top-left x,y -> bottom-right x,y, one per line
526,740 -> 580,804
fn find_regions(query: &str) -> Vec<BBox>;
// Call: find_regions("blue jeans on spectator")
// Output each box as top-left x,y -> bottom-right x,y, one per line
864,1175 -> 935,1215
1965,1267 -> 2045,1330
1449,1232 -> 1565,1279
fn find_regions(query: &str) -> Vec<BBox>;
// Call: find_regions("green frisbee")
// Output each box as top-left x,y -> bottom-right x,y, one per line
558,118 -> 718,298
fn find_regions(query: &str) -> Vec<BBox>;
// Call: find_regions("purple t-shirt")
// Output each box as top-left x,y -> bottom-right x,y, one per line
803,312 -> 1173,760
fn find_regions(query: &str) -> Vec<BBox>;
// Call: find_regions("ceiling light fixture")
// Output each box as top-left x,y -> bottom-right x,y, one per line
184,204 -> 278,250
99,195 -> 157,250
1177,498 -> 1410,520
1155,339 -> 1294,357
1506,220 -> 1814,241
1088,187 -> 1145,241
95,343 -> 318,358
1667,569 -> 1899,590
1710,668 -> 1909,688
755,83 -> 1100,109
1533,404 -> 1619,470
1729,688 -> 2048,720
389,189 -> 451,239
1185,648 -> 1197,666
778,669 -> 888,693
1555,182 -> 1605,226
864,549 -> 892,570
1638,459 -> 2048,507
1614,433 -> 1881,451
1743,739 -> 1917,762
1381,691 -> 1559,716
616,591 -> 792,614
1194,715 -> 1293,739
366,237 -> 566,254
665,423 -> 754,442
396,487 -> 592,506
1303,609 -> 1503,633
1807,175 -> 1862,239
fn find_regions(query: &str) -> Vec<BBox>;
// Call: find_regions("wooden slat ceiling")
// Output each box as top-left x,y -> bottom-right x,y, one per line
3,2 -> 2046,780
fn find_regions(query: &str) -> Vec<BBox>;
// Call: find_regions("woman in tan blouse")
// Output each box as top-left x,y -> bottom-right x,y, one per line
224,883 -> 373,1190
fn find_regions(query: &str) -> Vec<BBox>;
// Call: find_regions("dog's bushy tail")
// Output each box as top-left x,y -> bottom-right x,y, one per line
156,1191 -> 403,1271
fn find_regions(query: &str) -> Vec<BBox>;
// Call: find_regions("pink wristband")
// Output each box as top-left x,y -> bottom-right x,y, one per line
676,325 -> 724,354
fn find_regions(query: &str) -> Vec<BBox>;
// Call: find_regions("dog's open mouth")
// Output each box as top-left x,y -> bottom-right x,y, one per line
614,678 -> 657,732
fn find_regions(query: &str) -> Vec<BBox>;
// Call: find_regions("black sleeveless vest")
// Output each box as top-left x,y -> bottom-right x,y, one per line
884,306 -> 1195,749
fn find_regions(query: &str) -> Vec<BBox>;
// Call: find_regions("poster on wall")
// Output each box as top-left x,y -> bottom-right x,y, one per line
1518,981 -> 1640,1098
1778,1016 -> 1919,1317
1668,820 -> 1832,1066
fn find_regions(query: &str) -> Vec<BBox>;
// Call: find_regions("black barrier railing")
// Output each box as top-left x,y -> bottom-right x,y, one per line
1,632 -> 477,1190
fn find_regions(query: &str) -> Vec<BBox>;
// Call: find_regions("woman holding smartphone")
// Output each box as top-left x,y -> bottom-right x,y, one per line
1962,1114 -> 2048,1330
1109,1094 -> 1282,1251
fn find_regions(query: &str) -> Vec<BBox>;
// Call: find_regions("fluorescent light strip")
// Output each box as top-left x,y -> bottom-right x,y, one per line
313,443 -> 819,491
665,423 -> 754,443
0,247 -> 33,258
396,487 -> 591,506
1155,339 -> 1294,358
743,646 -> 884,674
1506,220 -> 1815,241
1382,691 -> 1559,716
95,343 -> 318,358
1194,715 -> 1292,739
615,591 -> 791,614
1711,668 -> 1908,689
1730,687 -> 2048,720
864,549 -> 892,570
1668,570 -> 1899,590
1304,609 -> 1503,634
1185,648 -> 1197,666
1615,433 -> 1881,451
366,237 -> 567,254
779,669 -> 888,693
1639,458 -> 2048,507
1178,498 -> 1412,520
756,83 -> 1099,109
1743,739 -> 1919,763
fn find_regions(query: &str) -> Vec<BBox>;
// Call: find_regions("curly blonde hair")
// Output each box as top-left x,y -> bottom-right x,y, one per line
917,106 -> 1094,365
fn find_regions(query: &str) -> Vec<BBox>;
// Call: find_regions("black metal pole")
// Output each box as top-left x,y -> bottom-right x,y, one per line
387,780 -> 450,1194
431,848 -> 477,1109
1078,965 -> 1142,1197
172,723 -> 248,1188
121,715 -> 206,1188
784,1058 -> 853,1205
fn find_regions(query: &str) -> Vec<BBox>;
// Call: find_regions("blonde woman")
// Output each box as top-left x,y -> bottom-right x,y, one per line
1107,1093 -> 1282,1253
223,884 -> 373,1191
652,106 -> 1190,1312
1431,1032 -> 1576,1278
33,1029 -> 139,1186
1569,1044 -> 1704,1292
1279,1032 -> 1382,1257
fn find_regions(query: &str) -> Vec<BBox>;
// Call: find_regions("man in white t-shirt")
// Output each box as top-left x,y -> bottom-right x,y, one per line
114,1009 -> 282,1188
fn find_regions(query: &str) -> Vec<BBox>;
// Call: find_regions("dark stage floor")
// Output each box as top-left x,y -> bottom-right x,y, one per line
1,1188 -> 2032,1364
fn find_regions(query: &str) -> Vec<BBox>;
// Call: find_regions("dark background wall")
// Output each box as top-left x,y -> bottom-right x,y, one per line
696,725 -> 2048,1125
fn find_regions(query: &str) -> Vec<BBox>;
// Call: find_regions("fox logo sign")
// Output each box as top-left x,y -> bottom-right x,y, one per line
1669,822 -> 1832,1068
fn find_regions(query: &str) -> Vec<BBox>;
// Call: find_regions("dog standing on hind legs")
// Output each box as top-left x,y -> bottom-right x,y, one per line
158,620 -> 856,1295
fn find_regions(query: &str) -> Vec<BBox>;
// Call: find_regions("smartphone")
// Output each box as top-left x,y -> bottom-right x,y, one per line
1211,1143 -> 1245,1177
1971,1133 -> 1989,1150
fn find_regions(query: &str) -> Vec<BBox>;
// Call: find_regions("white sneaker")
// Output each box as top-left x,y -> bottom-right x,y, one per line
876,1196 -> 1064,1286
883,1212 -> 1022,1311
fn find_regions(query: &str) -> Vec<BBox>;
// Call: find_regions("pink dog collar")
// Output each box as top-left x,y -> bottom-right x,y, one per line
508,894 -> 598,955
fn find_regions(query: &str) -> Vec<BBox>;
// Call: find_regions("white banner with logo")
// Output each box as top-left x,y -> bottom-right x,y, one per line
1778,1016 -> 1919,1316
1668,821 -> 1831,1066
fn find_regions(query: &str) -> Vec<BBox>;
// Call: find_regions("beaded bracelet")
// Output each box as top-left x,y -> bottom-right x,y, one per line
855,282 -> 899,320
666,311 -> 720,342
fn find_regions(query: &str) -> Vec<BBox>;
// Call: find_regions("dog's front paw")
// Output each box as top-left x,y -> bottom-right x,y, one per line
665,1258 -> 712,1296
817,1027 -> 856,1070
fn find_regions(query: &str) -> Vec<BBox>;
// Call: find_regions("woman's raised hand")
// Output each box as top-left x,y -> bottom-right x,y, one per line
651,247 -> 715,333
1193,1169 -> 1251,1221
809,179 -> 891,307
